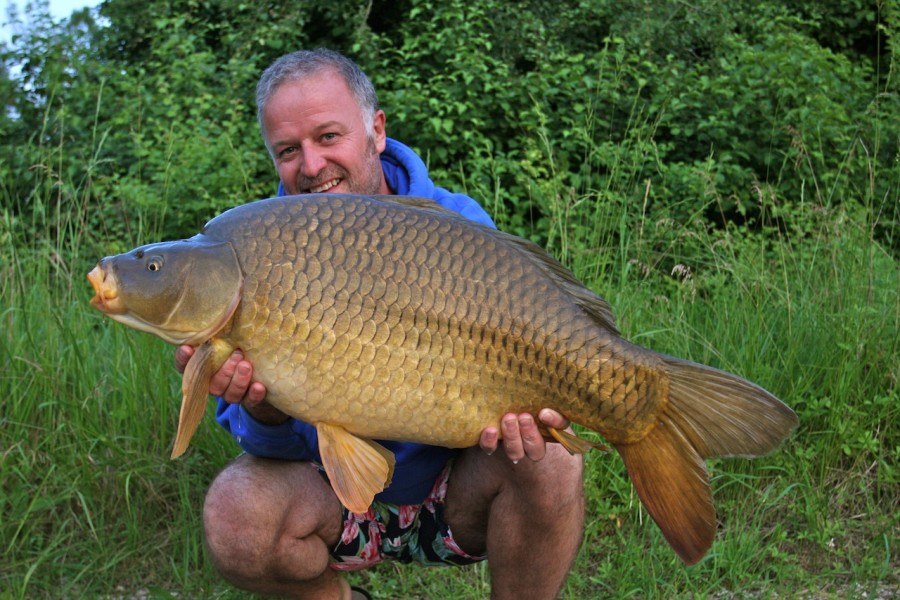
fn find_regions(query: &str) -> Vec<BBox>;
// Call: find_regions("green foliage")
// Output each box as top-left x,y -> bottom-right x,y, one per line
4,0 -> 897,247
1,0 -> 898,597
7,126 -> 896,597
777,0 -> 882,58
3,0 -> 385,243
354,0 -> 900,261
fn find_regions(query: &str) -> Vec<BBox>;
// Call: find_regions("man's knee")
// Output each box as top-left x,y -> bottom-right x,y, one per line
202,459 -> 273,579
526,444 -> 585,515
204,456 -> 344,579
546,443 -> 585,484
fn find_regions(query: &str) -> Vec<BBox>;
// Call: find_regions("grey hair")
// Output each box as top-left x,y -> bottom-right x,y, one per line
256,48 -> 379,141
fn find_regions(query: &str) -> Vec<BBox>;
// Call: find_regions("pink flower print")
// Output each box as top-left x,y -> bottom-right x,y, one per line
357,525 -> 383,565
340,508 -> 374,546
398,504 -> 420,529
340,514 -> 361,545
385,535 -> 403,551
443,529 -> 485,561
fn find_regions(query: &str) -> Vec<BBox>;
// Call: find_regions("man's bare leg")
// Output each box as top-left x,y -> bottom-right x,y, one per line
202,455 -> 352,599
445,424 -> 586,600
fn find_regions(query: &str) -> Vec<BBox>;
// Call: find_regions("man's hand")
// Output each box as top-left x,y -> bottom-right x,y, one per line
174,345 -> 288,425
479,409 -> 571,463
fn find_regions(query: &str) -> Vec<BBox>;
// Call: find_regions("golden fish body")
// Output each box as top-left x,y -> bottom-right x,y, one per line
224,197 -> 661,447
88,194 -> 797,565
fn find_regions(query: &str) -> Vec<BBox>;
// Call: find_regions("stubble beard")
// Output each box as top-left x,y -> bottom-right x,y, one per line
297,137 -> 385,196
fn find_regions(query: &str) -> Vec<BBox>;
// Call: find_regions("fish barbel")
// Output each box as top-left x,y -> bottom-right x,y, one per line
87,194 -> 798,564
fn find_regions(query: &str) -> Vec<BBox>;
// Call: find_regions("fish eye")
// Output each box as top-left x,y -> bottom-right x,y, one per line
147,256 -> 164,272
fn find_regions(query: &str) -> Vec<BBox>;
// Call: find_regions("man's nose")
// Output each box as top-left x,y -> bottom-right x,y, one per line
300,143 -> 327,177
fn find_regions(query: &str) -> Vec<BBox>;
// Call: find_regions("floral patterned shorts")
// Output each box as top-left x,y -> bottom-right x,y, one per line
325,461 -> 486,571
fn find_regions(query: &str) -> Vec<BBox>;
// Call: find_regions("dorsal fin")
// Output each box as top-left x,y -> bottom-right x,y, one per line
372,194 -> 463,215
495,232 -> 619,335
375,195 -> 619,334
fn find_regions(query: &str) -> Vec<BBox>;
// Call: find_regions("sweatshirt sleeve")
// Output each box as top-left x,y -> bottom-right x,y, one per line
214,398 -> 320,460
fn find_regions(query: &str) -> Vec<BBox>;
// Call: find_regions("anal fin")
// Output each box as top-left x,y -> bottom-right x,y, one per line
547,427 -> 609,454
316,423 -> 396,513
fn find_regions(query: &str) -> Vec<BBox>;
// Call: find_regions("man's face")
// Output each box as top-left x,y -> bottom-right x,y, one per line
262,70 -> 389,196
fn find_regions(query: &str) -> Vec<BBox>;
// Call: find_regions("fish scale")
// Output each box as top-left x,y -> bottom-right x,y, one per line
88,193 -> 798,564
216,197 -> 657,444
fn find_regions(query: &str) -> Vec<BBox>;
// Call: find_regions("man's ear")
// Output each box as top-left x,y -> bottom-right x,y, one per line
372,109 -> 387,153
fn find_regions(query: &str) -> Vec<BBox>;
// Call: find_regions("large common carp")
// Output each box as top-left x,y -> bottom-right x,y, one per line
87,194 -> 797,565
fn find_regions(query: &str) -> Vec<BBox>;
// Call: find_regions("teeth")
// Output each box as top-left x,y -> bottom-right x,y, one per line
310,179 -> 339,193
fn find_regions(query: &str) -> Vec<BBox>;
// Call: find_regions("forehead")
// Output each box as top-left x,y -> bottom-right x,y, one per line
264,71 -> 361,126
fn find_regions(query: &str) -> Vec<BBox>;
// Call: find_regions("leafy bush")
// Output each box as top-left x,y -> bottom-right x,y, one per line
1,1 -> 898,597
4,0 -> 897,249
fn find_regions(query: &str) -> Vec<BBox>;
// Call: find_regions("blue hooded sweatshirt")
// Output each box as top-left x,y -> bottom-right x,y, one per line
215,138 -> 495,505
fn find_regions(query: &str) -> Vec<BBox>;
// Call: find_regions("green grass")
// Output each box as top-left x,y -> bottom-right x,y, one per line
1,138 -> 897,599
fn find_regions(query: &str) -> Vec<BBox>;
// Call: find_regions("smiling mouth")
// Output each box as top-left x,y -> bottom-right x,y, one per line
308,178 -> 341,193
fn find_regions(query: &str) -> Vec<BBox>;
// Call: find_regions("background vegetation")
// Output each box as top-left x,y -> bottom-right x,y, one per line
2,0 -> 897,598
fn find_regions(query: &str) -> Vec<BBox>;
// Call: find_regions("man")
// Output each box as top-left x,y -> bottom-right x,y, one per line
175,48 -> 585,600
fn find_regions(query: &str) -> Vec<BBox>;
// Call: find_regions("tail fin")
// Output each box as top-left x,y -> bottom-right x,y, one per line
660,355 -> 799,459
616,419 -> 715,564
615,355 -> 798,565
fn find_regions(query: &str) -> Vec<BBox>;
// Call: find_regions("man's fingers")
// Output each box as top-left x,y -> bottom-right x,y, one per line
538,408 -> 570,430
518,413 -> 546,461
208,352 -> 244,399
479,426 -> 500,455
494,412 -> 554,463
245,381 -> 268,405
174,345 -> 193,374
500,414 -> 525,463
223,359 -> 253,404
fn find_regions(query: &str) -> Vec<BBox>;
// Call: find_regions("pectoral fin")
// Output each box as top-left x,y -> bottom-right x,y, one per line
171,338 -> 235,458
316,422 -> 396,513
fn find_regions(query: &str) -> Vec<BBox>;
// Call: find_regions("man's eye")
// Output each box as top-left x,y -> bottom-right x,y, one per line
321,133 -> 338,142
279,146 -> 298,158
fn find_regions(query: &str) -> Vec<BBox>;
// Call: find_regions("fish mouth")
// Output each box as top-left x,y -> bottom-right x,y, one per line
87,265 -> 125,314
